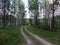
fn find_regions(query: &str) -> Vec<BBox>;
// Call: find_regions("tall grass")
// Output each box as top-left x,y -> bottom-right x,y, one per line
0,26 -> 22,45
27,26 -> 60,45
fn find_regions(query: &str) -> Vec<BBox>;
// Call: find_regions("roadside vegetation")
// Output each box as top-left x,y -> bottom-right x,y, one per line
27,26 -> 60,45
0,26 -> 22,45
0,0 -> 60,45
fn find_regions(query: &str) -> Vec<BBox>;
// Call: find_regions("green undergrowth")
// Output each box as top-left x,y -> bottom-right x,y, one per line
0,26 -> 22,45
27,26 -> 60,45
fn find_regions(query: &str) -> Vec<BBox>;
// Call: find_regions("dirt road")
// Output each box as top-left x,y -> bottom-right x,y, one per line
21,27 -> 54,45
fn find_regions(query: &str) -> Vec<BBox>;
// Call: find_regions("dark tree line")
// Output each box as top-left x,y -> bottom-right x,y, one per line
28,0 -> 60,30
2,0 -> 10,28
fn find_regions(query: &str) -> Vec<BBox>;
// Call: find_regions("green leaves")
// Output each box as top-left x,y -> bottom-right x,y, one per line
28,0 -> 38,10
54,0 -> 59,5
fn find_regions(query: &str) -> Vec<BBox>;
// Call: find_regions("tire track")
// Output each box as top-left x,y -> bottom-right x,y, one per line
25,26 -> 55,45
21,27 -> 35,45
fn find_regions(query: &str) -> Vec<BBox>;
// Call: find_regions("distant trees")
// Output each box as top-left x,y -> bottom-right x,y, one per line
40,0 -> 59,30
1,0 -> 59,30
2,0 -> 10,27
0,0 -> 25,27
18,3 -> 25,25
51,0 -> 59,30
28,0 -> 60,30
12,0 -> 25,25
28,0 -> 39,26
42,0 -> 59,30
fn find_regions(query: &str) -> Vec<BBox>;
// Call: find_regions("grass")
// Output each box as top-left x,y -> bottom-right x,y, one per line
27,26 -> 60,45
0,26 -> 22,45
24,29 -> 42,45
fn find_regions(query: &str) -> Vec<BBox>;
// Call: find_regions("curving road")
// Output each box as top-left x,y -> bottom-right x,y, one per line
21,27 -> 35,45
21,26 -> 54,45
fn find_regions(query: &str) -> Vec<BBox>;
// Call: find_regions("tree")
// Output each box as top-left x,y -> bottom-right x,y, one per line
13,0 -> 25,25
43,0 -> 59,30
18,0 -> 25,25
28,0 -> 39,26
2,0 -> 10,27
44,0 -> 52,29
51,0 -> 59,30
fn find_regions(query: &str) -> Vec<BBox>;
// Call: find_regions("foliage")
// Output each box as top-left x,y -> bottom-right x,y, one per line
27,26 -> 60,45
0,26 -> 22,45
28,0 -> 38,10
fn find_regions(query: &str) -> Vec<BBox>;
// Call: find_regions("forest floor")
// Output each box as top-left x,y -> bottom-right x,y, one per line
0,25 -> 59,45
27,26 -> 60,45
0,26 -> 22,45
21,26 -> 54,45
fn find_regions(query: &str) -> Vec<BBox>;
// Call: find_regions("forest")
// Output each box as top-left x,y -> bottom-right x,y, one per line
0,0 -> 60,45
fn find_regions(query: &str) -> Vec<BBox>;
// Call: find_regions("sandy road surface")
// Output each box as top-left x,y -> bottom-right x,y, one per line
21,26 -> 54,45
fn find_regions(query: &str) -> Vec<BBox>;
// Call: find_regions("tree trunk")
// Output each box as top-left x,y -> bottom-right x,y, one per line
51,0 -> 55,30
2,0 -> 6,28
